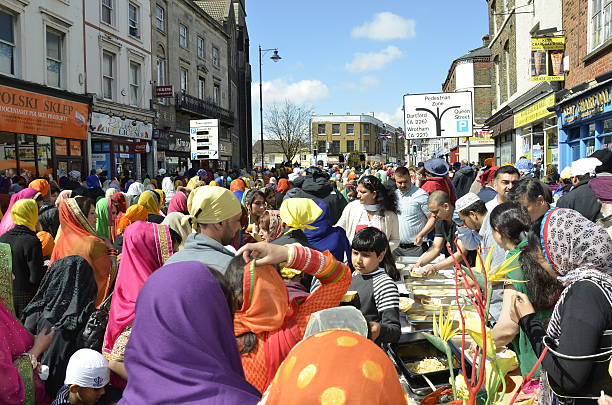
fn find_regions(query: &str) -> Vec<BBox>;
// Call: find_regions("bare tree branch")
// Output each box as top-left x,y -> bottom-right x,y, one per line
264,100 -> 312,163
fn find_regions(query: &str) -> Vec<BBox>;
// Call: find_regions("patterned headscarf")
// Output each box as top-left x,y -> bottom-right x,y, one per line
538,208 -> 612,405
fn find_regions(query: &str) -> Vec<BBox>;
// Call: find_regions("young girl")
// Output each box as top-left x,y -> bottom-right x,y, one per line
349,227 -> 401,344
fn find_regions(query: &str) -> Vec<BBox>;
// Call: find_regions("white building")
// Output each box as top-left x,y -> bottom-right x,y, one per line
0,0 -> 91,181
84,0 -> 155,178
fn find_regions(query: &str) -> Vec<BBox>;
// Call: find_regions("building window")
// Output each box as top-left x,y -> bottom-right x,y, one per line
101,0 -> 113,25
346,140 -> 354,152
318,124 -> 325,135
591,0 -> 612,50
364,139 -> 370,151
156,57 -> 166,85
212,46 -> 220,67
128,3 -> 140,38
504,42 -> 511,100
179,24 -> 188,48
332,124 -> 340,134
198,77 -> 205,99
180,68 -> 188,92
364,124 -> 370,135
494,55 -> 501,107
346,124 -> 354,134
197,36 -> 205,59
155,5 -> 165,31
0,11 -> 15,75
213,83 -> 220,104
317,141 -> 326,153
129,61 -> 141,106
46,29 -> 63,87
102,51 -> 115,99
331,140 -> 340,154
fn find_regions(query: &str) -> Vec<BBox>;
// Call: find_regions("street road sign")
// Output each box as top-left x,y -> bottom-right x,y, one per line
189,119 -> 219,160
403,91 -> 473,140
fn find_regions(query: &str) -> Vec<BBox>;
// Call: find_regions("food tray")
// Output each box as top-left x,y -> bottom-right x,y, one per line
386,331 -> 472,393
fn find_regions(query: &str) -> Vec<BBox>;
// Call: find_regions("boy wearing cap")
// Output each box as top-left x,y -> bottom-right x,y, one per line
52,349 -> 110,405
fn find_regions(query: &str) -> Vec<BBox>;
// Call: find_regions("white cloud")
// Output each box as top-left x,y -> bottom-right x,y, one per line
345,46 -> 403,73
341,75 -> 381,91
252,79 -> 330,105
352,12 -> 416,40
375,105 -> 404,128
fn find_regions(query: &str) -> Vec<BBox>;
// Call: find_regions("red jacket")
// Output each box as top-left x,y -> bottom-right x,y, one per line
420,176 -> 457,205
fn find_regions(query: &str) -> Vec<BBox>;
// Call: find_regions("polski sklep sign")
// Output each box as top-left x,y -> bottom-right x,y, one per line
403,91 -> 473,139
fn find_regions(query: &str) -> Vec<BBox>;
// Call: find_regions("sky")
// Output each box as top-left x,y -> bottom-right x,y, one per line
247,0 -> 489,134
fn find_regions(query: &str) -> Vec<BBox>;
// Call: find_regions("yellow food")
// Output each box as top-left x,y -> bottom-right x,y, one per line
406,358 -> 447,373
341,291 -> 357,303
410,271 -> 424,278
399,297 -> 415,312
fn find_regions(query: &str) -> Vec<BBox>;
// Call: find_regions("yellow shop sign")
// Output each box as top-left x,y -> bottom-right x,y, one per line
514,94 -> 556,128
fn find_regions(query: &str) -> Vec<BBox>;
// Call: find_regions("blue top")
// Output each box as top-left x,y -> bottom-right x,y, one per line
395,185 -> 430,244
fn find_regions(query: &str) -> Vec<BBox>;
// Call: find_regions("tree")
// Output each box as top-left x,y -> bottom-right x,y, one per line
264,100 -> 312,163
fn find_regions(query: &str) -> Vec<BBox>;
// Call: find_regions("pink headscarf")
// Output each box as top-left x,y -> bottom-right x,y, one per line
102,221 -> 173,359
0,299 -> 35,404
0,188 -> 40,236
167,191 -> 188,214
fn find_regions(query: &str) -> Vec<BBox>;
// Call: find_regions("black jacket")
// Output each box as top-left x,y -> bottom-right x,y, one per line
294,175 -> 347,224
452,166 -> 477,200
556,180 -> 602,222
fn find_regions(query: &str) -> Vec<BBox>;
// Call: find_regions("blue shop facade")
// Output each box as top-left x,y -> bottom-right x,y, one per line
557,82 -> 612,169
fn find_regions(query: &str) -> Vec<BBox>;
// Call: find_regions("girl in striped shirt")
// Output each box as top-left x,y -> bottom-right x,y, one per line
349,227 -> 401,344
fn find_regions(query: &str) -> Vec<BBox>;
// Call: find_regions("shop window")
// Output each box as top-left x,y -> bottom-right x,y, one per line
54,139 -> 67,155
590,0 -> 612,51
129,61 -> 141,106
567,127 -> 581,141
601,134 -> 612,149
37,136 -> 52,178
588,123 -> 596,137
318,124 -> 325,135
0,132 -> 17,177
0,10 -> 16,75
604,118 -> 612,134
17,134 -> 36,182
70,140 -> 81,156
586,138 -> 596,156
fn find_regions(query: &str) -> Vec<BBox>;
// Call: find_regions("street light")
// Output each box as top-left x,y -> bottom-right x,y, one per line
259,45 -> 282,169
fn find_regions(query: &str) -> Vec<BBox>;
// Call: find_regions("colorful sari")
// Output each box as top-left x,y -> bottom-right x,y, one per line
103,222 -> 173,362
110,193 -> 127,238
138,190 -> 161,215
260,330 -> 407,404
0,188 -> 40,236
51,199 -> 112,307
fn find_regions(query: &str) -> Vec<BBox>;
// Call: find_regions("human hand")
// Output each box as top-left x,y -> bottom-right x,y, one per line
236,243 -> 290,266
407,263 -> 420,273
598,394 -> 612,405
414,234 -> 423,246
512,292 -> 535,319
423,264 -> 438,277
368,322 -> 381,341
31,326 -> 55,358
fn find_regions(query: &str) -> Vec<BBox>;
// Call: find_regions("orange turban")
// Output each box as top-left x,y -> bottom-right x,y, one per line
29,179 -> 50,197
37,231 -> 55,257
484,158 -> 494,167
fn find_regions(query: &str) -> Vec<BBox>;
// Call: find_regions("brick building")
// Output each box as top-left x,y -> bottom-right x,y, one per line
442,39 -> 494,164
552,0 -> 612,167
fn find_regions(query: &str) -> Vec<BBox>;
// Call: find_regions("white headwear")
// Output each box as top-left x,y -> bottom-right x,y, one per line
64,349 -> 110,388
455,192 -> 482,213
570,157 -> 602,177
158,168 -> 167,175
162,176 -> 175,202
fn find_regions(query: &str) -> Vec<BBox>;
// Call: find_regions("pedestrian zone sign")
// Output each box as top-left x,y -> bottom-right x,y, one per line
403,91 -> 473,140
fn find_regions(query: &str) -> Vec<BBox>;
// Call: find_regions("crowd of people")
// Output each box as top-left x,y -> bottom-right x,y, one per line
0,149 -> 610,405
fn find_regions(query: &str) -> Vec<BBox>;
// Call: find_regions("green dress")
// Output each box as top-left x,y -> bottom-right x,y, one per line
505,244 -> 551,377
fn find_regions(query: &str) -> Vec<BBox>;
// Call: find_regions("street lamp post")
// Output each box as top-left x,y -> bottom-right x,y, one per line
258,45 -> 281,169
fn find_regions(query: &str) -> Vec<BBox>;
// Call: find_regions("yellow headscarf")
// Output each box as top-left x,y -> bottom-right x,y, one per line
209,180 -> 218,186
187,186 -> 242,228
138,191 -> 160,215
174,179 -> 183,189
154,189 -> 165,206
186,176 -> 200,190
279,198 -> 322,232
11,199 -> 39,232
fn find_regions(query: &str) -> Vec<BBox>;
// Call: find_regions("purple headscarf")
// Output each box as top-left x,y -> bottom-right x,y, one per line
0,188 -> 40,236
119,261 -> 260,405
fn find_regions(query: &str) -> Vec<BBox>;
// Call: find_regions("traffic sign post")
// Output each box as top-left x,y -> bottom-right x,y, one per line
189,119 -> 219,160
403,91 -> 473,140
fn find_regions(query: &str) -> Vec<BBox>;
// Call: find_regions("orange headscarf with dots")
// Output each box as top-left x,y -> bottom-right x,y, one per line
263,330 -> 407,404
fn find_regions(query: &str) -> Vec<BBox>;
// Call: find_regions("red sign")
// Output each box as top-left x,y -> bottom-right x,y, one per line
155,85 -> 173,98
134,142 -> 148,154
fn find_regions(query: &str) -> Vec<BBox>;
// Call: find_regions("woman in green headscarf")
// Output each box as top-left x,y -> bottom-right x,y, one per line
95,197 -> 114,241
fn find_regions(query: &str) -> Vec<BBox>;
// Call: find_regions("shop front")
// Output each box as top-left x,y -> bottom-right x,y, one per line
0,81 -> 90,183
557,82 -> 612,169
89,112 -> 153,179
513,93 -> 558,169
219,140 -> 233,171
489,111 -> 515,165
157,130 -> 191,175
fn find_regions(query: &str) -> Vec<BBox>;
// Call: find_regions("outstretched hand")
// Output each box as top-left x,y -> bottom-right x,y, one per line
31,326 -> 55,358
235,243 -> 290,266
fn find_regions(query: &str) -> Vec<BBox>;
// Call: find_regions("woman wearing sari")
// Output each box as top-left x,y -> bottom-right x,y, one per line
229,241 -> 352,393
115,205 -> 148,236
0,188 -> 41,237
125,182 -> 144,206
230,178 -> 247,203
0,200 -> 44,318
138,190 -> 164,223
257,210 -> 284,243
167,191 -> 188,214
51,197 -> 114,307
21,256 -> 98,398
162,212 -> 191,250
110,192 -> 127,237
103,221 -> 173,388
512,208 -> 612,405
0,242 -> 54,405
95,197 -> 115,241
